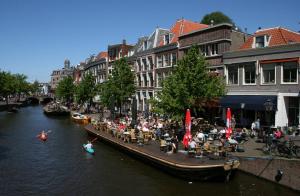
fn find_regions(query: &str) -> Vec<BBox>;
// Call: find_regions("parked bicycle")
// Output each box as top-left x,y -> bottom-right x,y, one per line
263,135 -> 300,158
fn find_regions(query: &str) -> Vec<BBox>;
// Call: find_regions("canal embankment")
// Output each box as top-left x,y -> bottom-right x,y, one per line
85,113 -> 300,192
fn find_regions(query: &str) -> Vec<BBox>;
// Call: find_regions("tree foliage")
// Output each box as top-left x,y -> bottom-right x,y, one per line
100,58 -> 135,114
75,72 -> 97,105
56,76 -> 75,103
201,11 -> 234,25
151,46 -> 226,120
0,70 -> 31,104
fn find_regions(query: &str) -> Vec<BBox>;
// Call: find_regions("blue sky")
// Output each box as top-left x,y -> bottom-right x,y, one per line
0,0 -> 299,82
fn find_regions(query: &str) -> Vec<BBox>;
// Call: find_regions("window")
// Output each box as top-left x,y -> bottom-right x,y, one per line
149,74 -> 153,87
156,73 -> 162,87
138,75 -> 142,87
244,64 -> 256,84
142,58 -> 147,71
148,56 -> 153,70
163,54 -> 169,67
143,74 -> 147,87
227,65 -> 238,85
255,36 -> 265,48
211,43 -> 218,55
283,62 -> 297,83
137,59 -> 142,71
171,53 -> 177,66
262,63 -> 275,84
143,41 -> 148,50
200,45 -> 208,56
164,34 -> 170,45
157,55 -> 162,68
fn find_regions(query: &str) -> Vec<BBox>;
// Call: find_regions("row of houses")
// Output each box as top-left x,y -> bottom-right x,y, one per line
50,18 -> 300,128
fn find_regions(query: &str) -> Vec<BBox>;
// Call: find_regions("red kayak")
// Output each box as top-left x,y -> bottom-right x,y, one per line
37,134 -> 48,142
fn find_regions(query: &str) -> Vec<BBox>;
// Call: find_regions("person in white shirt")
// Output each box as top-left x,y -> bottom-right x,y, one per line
189,140 -> 197,150
85,141 -> 93,149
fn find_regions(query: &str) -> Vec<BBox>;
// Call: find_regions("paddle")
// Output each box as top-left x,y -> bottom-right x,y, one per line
36,130 -> 51,138
91,137 -> 98,143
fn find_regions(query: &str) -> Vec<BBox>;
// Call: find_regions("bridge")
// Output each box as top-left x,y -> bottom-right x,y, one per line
26,95 -> 54,104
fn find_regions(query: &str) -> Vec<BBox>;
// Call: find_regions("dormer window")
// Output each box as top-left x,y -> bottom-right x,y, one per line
255,35 -> 270,48
164,34 -> 170,45
143,41 -> 148,50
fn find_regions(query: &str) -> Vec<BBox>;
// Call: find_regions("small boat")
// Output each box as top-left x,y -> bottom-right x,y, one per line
38,135 -> 48,142
72,112 -> 90,124
43,103 -> 70,116
83,144 -> 95,154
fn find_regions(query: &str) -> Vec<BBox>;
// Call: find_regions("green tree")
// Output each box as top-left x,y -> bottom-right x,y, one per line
14,74 -> 29,101
151,46 -> 226,120
56,76 -> 75,104
100,58 -> 135,116
201,11 -> 234,25
0,71 -> 16,105
75,73 -> 97,111
30,80 -> 40,96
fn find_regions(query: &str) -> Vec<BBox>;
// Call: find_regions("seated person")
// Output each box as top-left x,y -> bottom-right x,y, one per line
274,129 -> 283,139
85,141 -> 93,149
188,139 -> 197,151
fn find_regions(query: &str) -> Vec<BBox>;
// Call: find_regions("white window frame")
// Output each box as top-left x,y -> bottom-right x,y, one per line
227,65 -> 239,85
281,62 -> 298,84
260,63 -> 276,85
243,64 -> 256,85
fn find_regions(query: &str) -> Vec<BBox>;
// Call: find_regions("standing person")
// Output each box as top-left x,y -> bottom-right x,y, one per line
251,121 -> 256,138
231,115 -> 236,131
255,118 -> 261,138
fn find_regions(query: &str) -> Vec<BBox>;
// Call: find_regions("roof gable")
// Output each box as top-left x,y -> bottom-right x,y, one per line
159,19 -> 208,46
240,27 -> 300,49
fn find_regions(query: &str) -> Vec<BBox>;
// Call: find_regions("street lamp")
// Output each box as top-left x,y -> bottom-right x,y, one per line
240,103 -> 245,127
264,99 -> 274,128
131,94 -> 137,128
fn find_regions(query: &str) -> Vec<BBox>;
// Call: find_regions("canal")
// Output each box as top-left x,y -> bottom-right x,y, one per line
0,106 -> 298,196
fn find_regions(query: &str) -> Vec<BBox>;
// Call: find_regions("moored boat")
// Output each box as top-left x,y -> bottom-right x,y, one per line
43,102 -> 70,116
72,112 -> 90,124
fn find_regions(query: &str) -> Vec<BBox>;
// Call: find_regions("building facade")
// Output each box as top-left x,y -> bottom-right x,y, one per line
50,59 -> 74,92
84,52 -> 108,84
223,27 -> 300,128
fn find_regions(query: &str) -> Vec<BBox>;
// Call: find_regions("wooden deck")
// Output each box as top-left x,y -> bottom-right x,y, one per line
84,124 -> 239,181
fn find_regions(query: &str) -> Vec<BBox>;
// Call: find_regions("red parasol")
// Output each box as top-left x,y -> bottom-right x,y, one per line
225,108 -> 232,139
183,109 -> 192,149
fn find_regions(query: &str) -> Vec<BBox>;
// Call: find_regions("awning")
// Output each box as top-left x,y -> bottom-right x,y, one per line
220,95 -> 277,111
260,58 -> 299,64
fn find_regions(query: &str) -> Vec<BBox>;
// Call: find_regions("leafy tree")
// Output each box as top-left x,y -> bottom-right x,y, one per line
56,76 -> 75,104
151,46 -> 226,120
100,58 -> 135,116
14,74 -> 29,101
75,72 -> 97,111
201,11 -> 234,25
0,71 -> 16,104
30,80 -> 40,96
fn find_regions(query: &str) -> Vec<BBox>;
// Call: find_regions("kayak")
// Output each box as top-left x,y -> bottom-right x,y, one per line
83,144 -> 95,154
38,135 -> 47,142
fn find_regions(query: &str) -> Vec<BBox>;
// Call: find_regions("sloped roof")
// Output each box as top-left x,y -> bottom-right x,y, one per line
241,27 -> 300,49
159,19 -> 208,46
95,51 -> 108,60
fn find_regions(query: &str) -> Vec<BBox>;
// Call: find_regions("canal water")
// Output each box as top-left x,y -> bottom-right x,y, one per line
0,106 -> 298,196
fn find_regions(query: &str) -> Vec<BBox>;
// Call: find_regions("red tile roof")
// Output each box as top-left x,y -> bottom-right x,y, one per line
240,27 -> 300,49
159,19 -> 208,46
95,51 -> 108,60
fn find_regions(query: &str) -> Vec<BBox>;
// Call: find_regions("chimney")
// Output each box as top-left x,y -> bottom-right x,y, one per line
122,39 -> 126,45
210,20 -> 214,26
